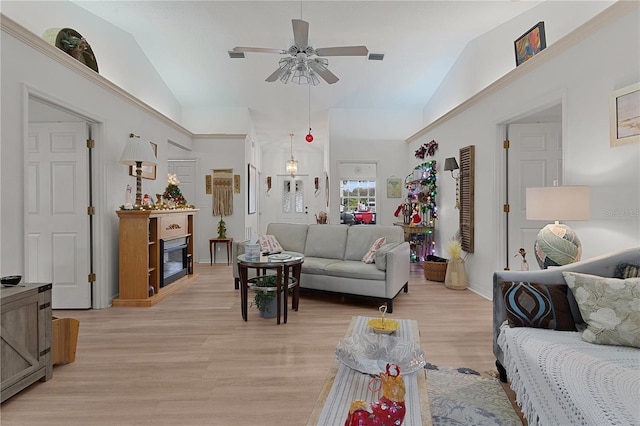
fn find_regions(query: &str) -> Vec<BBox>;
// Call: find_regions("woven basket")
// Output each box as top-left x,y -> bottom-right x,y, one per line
423,261 -> 447,282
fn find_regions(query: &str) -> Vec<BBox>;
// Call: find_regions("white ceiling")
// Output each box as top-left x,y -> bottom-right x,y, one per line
72,1 -> 543,145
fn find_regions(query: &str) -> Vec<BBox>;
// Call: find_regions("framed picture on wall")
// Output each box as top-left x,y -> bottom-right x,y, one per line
610,82 -> 640,147
514,22 -> 546,66
387,178 -> 402,198
129,141 -> 157,180
248,163 -> 257,214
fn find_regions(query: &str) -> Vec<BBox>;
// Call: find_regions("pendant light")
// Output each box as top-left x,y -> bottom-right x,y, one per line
286,133 -> 298,177
306,85 -> 314,142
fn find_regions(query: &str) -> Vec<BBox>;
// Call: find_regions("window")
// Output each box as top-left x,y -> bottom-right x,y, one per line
340,179 -> 376,224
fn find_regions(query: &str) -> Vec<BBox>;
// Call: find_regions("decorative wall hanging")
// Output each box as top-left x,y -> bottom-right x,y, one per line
205,175 -> 212,194
42,28 -> 99,72
459,145 -> 475,253
387,178 -> 402,198
212,168 -> 233,216
414,140 -> 438,159
234,174 -> 241,193
128,141 -> 157,180
514,22 -> 546,66
610,82 -> 640,147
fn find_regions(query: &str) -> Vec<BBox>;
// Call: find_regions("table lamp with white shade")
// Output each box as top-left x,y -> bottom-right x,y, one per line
526,184 -> 590,269
119,134 -> 157,206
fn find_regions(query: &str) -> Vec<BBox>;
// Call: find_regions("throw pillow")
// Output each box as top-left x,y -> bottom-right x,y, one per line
501,281 -> 576,331
563,272 -> 640,348
614,262 -> 640,279
362,237 -> 386,264
258,234 -> 283,253
374,243 -> 399,271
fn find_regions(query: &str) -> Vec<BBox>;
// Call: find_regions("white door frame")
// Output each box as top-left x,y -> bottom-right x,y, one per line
494,91 -> 567,271
24,85 -> 109,308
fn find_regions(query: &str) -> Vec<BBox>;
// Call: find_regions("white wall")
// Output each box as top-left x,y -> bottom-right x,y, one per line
422,1 -> 614,125
329,108 -> 421,226
409,4 -> 640,299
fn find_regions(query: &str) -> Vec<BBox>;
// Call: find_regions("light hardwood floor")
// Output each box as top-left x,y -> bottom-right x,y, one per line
1,263 -> 503,425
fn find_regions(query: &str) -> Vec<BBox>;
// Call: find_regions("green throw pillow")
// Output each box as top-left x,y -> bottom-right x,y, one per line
563,272 -> 640,348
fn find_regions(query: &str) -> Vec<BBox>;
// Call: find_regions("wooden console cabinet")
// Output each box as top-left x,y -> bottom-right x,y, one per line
113,209 -> 198,307
1,283 -> 52,402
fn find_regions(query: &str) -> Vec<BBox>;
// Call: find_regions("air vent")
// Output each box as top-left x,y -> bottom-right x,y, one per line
228,51 -> 245,59
368,53 -> 384,61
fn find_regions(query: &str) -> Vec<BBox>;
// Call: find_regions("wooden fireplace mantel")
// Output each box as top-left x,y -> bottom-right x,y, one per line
112,209 -> 198,307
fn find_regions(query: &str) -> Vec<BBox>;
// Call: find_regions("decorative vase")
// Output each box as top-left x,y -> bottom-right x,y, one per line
444,258 -> 467,290
521,259 -> 529,271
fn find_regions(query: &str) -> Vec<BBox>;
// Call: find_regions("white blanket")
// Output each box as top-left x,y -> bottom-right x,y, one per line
498,325 -> 640,426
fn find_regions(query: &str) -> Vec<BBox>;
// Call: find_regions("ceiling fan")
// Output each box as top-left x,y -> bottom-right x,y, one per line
229,19 -> 369,85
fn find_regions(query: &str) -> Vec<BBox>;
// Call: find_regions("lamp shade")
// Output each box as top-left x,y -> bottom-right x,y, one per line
443,157 -> 459,171
119,135 -> 157,166
526,186 -> 590,221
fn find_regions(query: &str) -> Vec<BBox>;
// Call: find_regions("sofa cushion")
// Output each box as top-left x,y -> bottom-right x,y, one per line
301,257 -> 341,275
324,260 -> 386,281
501,281 -> 576,331
344,225 -> 404,261
266,223 -> 308,254
375,243 -> 399,271
258,234 -> 283,253
563,272 -> 640,348
362,237 -> 386,264
304,224 -> 348,259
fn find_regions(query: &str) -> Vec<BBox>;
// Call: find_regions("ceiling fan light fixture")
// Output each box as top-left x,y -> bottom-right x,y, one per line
292,64 -> 310,85
309,70 -> 320,86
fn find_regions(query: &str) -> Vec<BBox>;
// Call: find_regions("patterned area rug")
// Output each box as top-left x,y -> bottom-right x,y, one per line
426,364 -> 522,426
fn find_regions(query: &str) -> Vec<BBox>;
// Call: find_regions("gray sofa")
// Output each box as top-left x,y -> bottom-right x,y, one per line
492,247 -> 640,425
232,223 -> 410,312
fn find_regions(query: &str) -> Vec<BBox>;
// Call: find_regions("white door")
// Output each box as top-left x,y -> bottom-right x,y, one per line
277,175 -> 310,224
27,122 -> 91,308
168,160 -> 196,207
507,123 -> 562,270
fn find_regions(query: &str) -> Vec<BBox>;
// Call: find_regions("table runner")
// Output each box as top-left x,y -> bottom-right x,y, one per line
309,316 -> 431,425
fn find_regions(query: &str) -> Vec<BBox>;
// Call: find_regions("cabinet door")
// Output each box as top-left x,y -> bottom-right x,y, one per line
1,291 -> 41,390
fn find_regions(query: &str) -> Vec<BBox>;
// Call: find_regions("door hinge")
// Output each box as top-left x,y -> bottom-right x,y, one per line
503,204 -> 510,213
88,273 -> 96,282
86,139 -> 95,149
503,139 -> 510,149
87,206 -> 95,215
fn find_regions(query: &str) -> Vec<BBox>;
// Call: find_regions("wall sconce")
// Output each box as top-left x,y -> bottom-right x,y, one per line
266,176 -> 272,192
119,134 -> 157,205
314,177 -> 320,195
444,157 -> 460,208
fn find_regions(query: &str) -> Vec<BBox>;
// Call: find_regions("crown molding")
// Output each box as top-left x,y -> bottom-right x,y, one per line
405,1 -> 639,144
1,13 -> 194,137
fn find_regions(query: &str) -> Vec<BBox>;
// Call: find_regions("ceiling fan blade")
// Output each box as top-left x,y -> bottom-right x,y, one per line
292,19 -> 309,47
265,67 -> 284,82
232,46 -> 286,54
309,60 -> 339,84
315,46 -> 369,57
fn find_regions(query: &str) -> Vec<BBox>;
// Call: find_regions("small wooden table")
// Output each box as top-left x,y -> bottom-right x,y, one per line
209,238 -> 233,265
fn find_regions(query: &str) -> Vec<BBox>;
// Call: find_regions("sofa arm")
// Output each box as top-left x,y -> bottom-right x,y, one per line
231,240 -> 248,279
384,242 -> 410,298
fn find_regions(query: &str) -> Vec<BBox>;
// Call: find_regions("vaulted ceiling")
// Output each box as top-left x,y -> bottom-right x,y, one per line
72,1 -> 542,145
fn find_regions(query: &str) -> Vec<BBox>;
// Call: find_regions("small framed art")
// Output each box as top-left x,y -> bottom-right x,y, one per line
514,22 -> 546,66
610,83 -> 640,147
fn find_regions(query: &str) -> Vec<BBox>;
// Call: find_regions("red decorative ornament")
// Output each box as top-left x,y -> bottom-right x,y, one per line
306,129 -> 314,143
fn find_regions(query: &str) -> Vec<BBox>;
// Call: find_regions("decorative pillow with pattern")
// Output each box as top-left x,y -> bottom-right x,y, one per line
563,272 -> 640,348
258,234 -> 284,253
614,262 -> 640,279
362,237 -> 386,264
501,281 -> 576,330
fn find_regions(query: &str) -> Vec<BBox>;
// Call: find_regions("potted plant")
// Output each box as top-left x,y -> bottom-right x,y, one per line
217,215 -> 227,239
252,275 -> 285,318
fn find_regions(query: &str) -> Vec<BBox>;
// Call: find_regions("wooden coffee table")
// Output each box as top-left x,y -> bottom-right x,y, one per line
306,316 -> 432,425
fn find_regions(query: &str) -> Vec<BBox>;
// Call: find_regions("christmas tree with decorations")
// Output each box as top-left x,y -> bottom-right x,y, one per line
163,173 -> 187,207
